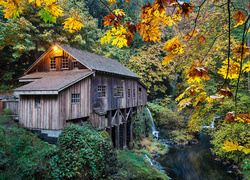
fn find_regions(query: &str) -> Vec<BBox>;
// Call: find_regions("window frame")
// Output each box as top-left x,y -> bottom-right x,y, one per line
98,85 -> 106,98
62,57 -> 69,69
71,93 -> 80,104
50,58 -> 56,70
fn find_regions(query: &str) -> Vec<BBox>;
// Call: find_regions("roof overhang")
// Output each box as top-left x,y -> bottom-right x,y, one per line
14,90 -> 58,95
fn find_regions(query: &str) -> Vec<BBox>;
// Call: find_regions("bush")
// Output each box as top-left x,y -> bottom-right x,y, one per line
133,108 -> 151,141
3,108 -> 12,115
46,124 -> 115,180
211,121 -> 250,163
148,102 -> 184,128
242,159 -> 250,180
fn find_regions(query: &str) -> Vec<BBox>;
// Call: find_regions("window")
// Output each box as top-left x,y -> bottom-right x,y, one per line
62,58 -> 69,69
138,87 -> 142,99
71,94 -> 80,104
128,89 -> 131,98
133,88 -> 136,98
50,58 -> 56,70
73,61 -> 78,68
114,86 -> 123,97
98,86 -> 106,98
35,96 -> 41,107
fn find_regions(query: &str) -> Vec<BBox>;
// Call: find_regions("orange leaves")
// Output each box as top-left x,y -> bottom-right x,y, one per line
103,14 -> 120,28
185,29 -> 199,39
176,2 -> 195,18
223,141 -> 250,154
186,59 -> 210,83
232,43 -> 250,61
224,112 -> 250,125
234,10 -> 246,24
217,87 -> 233,98
199,36 -> 206,45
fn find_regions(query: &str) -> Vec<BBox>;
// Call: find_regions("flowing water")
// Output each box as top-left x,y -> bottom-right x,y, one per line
156,133 -> 237,180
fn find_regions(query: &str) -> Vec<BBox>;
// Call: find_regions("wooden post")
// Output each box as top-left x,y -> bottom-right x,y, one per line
107,111 -> 112,140
123,109 -> 127,149
128,107 -> 134,149
115,110 -> 120,149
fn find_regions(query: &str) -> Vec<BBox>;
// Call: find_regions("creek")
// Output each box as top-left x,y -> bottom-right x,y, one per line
156,133 -> 238,180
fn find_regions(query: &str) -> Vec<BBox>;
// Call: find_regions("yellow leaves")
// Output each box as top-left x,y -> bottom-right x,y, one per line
217,58 -> 240,79
46,3 -> 63,18
232,43 -> 249,61
101,25 -> 128,48
139,23 -> 161,43
63,16 -> 84,33
223,141 -> 250,154
1,0 -> 22,18
193,92 -> 207,107
113,9 -> 125,17
162,37 -> 184,65
243,61 -> 250,73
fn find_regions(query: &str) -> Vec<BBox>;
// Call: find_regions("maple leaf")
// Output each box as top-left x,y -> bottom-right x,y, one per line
46,3 -> 63,18
111,25 -> 128,48
38,8 -> 56,23
185,29 -> 199,39
193,92 -> 207,107
234,10 -> 246,24
199,35 -> 206,44
186,59 -> 210,83
103,14 -> 121,28
223,141 -> 241,152
206,96 -> 221,103
162,37 -> 183,53
154,0 -> 175,14
177,2 -> 194,18
232,43 -> 249,61
2,0 -> 22,19
125,21 -> 139,34
235,113 -> 250,125
106,0 -> 116,5
113,9 -> 125,18
190,90 -> 196,96
243,61 -> 250,73
162,54 -> 175,65
101,30 -> 113,44
224,111 -> 236,124
63,16 -> 84,33
139,23 -> 161,43
218,87 -> 233,98
218,58 -> 240,79
29,0 -> 43,7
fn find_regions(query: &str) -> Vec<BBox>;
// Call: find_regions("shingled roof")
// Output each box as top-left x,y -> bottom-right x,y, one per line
55,44 -> 140,78
15,71 -> 93,94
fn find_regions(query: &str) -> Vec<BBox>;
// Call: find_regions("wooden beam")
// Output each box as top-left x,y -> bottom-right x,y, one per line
111,110 -> 118,126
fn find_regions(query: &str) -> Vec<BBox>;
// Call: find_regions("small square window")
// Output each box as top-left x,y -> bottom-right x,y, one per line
73,61 -> 78,68
71,94 -> 80,104
128,89 -> 131,98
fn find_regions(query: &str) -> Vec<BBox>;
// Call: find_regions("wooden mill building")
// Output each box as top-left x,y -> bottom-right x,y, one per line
14,43 -> 147,148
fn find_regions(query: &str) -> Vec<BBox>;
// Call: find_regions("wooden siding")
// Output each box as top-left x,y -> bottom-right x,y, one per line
0,101 -> 18,115
19,95 -> 60,129
91,73 -> 147,111
59,76 -> 91,122
28,49 -> 87,73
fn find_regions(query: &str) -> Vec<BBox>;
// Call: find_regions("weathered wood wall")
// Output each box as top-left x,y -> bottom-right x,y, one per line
59,77 -> 91,122
19,95 -> 60,129
91,73 -> 147,112
0,101 -> 19,115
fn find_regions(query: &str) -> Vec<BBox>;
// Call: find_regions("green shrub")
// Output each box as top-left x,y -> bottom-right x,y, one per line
133,108 -> 151,141
46,124 -> 114,180
3,108 -> 12,115
211,121 -> 250,163
114,150 -> 169,180
148,102 -> 184,128
242,159 -> 250,180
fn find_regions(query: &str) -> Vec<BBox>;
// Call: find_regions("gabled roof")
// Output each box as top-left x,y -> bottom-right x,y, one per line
25,43 -> 140,79
14,71 -> 93,95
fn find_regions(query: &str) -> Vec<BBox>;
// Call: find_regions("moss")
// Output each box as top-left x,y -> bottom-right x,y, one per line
115,151 -> 169,180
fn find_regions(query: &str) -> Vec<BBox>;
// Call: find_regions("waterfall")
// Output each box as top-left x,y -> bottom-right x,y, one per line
145,154 -> 154,166
146,108 -> 159,140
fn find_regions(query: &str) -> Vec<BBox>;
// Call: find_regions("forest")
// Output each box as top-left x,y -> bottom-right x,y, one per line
0,0 -> 250,179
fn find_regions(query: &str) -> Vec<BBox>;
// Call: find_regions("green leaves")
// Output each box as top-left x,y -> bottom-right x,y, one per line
38,8 -> 56,23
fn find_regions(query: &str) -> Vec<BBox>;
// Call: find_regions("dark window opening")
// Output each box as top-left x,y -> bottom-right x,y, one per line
114,86 -> 123,97
128,89 -> 131,98
35,96 -> 41,107
50,58 -> 56,70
